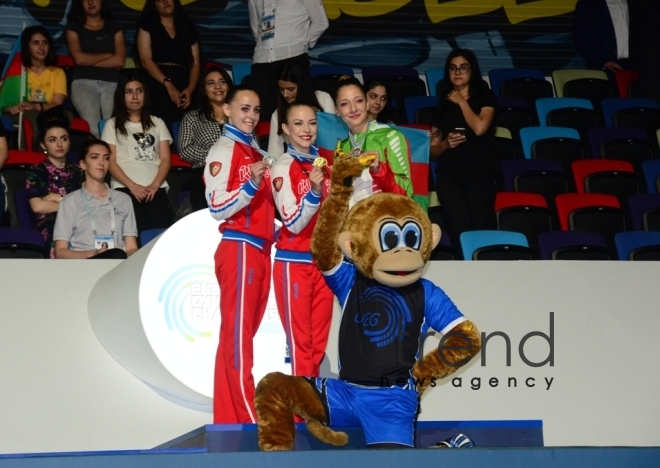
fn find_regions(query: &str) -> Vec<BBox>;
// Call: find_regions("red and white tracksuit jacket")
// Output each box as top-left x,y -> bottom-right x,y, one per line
205,135 -> 274,424
270,151 -> 333,378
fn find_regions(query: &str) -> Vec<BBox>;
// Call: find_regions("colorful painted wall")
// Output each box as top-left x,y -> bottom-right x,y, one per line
0,0 -> 584,74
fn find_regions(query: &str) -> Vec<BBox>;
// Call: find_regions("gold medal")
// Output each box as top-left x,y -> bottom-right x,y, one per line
313,157 -> 328,168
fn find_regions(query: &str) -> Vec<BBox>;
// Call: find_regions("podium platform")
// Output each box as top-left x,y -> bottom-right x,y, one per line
157,420 -> 544,451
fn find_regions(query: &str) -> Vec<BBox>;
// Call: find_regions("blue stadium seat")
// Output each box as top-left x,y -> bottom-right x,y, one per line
642,160 -> 660,194
424,67 -> 444,97
601,98 -> 660,127
231,63 -> 252,86
403,96 -> 438,125
459,230 -> 532,261
615,231 -> 660,260
140,228 -> 166,247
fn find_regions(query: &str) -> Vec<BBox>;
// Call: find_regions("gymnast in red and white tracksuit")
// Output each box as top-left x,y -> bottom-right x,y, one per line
204,87 -> 274,424
270,102 -> 333,377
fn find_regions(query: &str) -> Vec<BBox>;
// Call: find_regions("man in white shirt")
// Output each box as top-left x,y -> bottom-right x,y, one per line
573,0 -> 634,75
248,0 -> 329,121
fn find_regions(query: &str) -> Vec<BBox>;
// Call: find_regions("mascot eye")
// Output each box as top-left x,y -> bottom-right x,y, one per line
379,223 -> 402,252
402,223 -> 422,250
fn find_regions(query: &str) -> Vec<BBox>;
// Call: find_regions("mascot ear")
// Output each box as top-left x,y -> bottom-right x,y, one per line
338,231 -> 353,259
431,223 -> 441,251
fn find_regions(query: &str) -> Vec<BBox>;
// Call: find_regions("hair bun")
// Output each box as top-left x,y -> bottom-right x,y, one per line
36,105 -> 70,134
338,74 -> 354,83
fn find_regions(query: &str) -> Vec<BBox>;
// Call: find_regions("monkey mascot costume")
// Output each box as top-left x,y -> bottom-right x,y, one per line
254,151 -> 481,450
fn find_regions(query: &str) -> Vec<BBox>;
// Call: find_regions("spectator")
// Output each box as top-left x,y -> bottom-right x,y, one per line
270,101 -> 333,377
364,77 -> 395,124
430,48 -> 497,255
3,26 -> 67,148
248,0 -> 329,121
629,0 -> 660,104
573,0 -> 633,77
267,62 -> 334,158
333,76 -> 413,206
26,118 -> 83,257
65,0 -> 126,138
101,71 -> 173,235
204,86 -> 274,424
178,65 -> 233,211
136,0 -> 200,131
53,137 -> 137,259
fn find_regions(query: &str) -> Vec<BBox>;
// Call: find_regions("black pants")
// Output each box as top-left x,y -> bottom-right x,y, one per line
189,166 -> 208,211
116,187 -> 173,235
248,54 -> 311,122
89,248 -> 127,259
435,172 -> 496,258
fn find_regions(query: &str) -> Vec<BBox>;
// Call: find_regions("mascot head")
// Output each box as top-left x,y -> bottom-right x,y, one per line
338,193 -> 441,287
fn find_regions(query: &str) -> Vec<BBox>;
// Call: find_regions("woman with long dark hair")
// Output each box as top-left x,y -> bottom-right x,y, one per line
178,66 -> 233,210
136,0 -> 200,130
364,77 -> 394,124
65,0 -> 126,138
429,48 -> 497,255
266,63 -> 334,158
101,71 -> 173,234
2,26 -> 67,147
26,118 -> 83,257
333,75 -> 413,205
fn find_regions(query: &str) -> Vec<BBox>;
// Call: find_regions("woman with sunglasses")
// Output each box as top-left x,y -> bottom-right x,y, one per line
429,48 -> 497,256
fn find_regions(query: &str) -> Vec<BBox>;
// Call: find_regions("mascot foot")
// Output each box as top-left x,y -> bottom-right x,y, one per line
430,433 -> 475,448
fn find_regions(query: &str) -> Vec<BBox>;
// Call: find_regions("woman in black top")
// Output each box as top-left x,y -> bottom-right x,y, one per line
430,48 -> 497,256
136,0 -> 200,131
65,0 -> 125,138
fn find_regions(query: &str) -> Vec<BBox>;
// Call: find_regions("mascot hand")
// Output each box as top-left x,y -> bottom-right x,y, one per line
413,320 -> 481,396
331,146 -> 377,189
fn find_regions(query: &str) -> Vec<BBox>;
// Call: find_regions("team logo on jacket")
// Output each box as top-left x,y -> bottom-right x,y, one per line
210,161 -> 222,177
273,177 -> 283,192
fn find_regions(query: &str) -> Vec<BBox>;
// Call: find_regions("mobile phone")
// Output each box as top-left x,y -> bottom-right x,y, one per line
453,127 -> 466,135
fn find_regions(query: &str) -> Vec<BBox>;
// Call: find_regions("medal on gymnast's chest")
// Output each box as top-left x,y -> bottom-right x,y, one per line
349,131 -> 367,158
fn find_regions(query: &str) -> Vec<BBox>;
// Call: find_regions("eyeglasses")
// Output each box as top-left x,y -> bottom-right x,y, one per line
449,65 -> 471,75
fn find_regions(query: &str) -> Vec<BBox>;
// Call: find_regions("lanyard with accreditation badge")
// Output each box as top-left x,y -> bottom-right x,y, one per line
261,0 -> 275,41
81,186 -> 116,250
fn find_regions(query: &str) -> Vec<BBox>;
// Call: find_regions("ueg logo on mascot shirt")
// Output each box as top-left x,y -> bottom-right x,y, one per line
379,312 -> 556,391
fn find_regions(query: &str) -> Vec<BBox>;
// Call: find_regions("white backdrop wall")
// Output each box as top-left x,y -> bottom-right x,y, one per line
0,258 -> 659,453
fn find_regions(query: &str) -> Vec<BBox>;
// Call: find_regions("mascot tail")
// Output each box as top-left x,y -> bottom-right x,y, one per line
306,418 -> 348,447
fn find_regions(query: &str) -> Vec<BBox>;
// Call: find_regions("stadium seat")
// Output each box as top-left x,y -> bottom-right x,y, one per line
0,227 -> 46,258
501,159 -> 571,209
310,64 -> 354,96
587,127 -> 654,178
460,230 -> 534,261
98,119 -> 107,138
166,153 -> 192,216
424,68 -> 444,97
2,150 -> 45,228
256,121 -> 270,150
535,97 -> 598,141
172,120 -> 181,152
555,193 -> 626,254
562,77 -> 618,111
403,96 -> 438,125
551,69 -> 608,97
429,232 -> 456,261
601,98 -> 660,127
488,68 -> 552,110
139,228 -> 166,247
361,66 -> 427,110
571,159 -> 640,207
231,63 -> 252,86
1,115 -> 16,149
537,231 -> 611,260
642,160 -> 660,194
520,126 -> 585,172
615,231 -> 660,260
14,189 -> 35,230
494,192 -> 553,256
614,70 -> 639,98
628,194 -> 660,231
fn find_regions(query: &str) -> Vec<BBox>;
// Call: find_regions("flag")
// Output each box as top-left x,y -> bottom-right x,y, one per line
316,112 -> 430,210
0,34 -> 27,108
